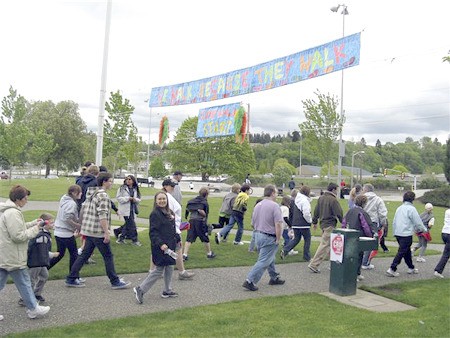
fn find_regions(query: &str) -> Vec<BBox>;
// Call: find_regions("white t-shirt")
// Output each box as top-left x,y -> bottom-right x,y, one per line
280,205 -> 289,230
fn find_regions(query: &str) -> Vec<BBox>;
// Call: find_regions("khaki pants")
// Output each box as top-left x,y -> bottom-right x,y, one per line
309,226 -> 334,269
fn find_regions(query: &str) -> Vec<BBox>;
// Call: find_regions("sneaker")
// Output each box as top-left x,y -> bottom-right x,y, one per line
18,298 -> 25,307
268,277 -> 285,285
77,278 -> 86,284
182,254 -> 188,261
386,268 -> 400,277
111,280 -> 131,290
407,268 -> 419,274
131,241 -> 142,247
116,238 -> 125,244
35,295 -> 45,302
0,315 -> 3,321
215,233 -> 221,245
434,271 -> 444,279
242,280 -> 258,291
288,250 -> 299,256
27,304 -> 50,319
280,250 -> 285,260
161,290 -> 178,298
77,248 -> 83,256
113,228 -> 121,238
416,257 -> 426,262
178,270 -> 195,280
85,257 -> 96,265
65,279 -> 86,288
357,275 -> 365,281
233,241 -> 244,245
308,264 -> 320,273
383,249 -> 390,253
207,252 -> 216,259
133,286 -> 144,304
361,264 -> 375,270
221,238 -> 228,243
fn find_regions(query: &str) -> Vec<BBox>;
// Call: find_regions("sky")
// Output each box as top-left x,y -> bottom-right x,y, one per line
1,0 -> 449,147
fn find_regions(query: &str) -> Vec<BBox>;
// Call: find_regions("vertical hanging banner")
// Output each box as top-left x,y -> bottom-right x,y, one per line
196,102 -> 245,139
158,116 -> 169,146
149,33 -> 360,107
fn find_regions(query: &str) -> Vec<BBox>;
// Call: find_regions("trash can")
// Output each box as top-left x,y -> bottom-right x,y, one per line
329,229 -> 378,296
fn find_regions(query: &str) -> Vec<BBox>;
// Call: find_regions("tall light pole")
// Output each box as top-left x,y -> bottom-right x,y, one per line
145,102 -> 152,177
351,150 -> 364,188
299,130 -> 302,176
331,3 -> 348,195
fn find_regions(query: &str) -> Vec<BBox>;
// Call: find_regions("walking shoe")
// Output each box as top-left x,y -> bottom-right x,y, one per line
215,233 -> 221,244
182,254 -> 188,261
207,252 -> 216,259
77,278 -> 86,284
383,249 -> 390,253
85,257 -> 96,265
35,295 -> 45,302
116,238 -> 125,244
242,280 -> 258,291
178,270 -> 195,280
308,264 -> 320,273
133,286 -> 144,304
113,227 -> 121,238
386,268 -> 400,277
0,315 -> 3,321
288,250 -> 299,256
407,268 -> 419,274
18,298 -> 25,307
161,290 -> 178,298
357,275 -> 365,281
434,271 -> 444,278
268,277 -> 285,285
416,257 -> 426,262
361,264 -> 375,270
65,279 -> 86,288
111,280 -> 131,290
280,250 -> 285,260
131,241 -> 142,247
27,304 -> 50,319
233,241 -> 244,245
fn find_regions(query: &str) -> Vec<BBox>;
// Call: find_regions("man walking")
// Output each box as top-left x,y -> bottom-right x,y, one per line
243,185 -> 284,291
65,172 -> 130,289
308,183 -> 343,273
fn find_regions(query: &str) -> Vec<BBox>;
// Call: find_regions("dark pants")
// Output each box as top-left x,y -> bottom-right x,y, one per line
379,226 -> 388,251
435,233 -> 450,274
49,236 -> 78,273
390,235 -> 414,271
283,228 -> 311,261
120,215 -> 138,242
67,236 -> 119,284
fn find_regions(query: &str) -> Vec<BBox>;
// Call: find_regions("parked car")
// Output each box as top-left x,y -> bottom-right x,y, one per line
0,171 -> 8,179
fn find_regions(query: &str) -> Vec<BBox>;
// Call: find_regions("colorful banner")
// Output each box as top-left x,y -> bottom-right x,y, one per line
196,102 -> 241,138
149,33 -> 360,107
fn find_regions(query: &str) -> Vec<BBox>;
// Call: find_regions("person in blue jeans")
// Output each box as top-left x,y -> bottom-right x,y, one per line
216,184 -> 251,245
243,185 -> 285,291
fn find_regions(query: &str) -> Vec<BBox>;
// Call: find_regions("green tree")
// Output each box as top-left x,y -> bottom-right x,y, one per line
149,156 -> 168,178
299,90 -> 344,179
167,117 -> 256,182
0,87 -> 30,177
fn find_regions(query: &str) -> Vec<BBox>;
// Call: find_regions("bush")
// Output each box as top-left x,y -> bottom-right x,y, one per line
418,177 -> 446,189
418,185 -> 450,208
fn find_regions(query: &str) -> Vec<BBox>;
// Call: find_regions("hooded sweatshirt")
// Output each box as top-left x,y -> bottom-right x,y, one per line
54,194 -> 79,238
0,200 -> 40,271
76,174 -> 98,210
363,191 -> 388,226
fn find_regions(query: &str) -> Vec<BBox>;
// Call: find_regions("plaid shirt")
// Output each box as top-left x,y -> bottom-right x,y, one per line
80,187 -> 111,238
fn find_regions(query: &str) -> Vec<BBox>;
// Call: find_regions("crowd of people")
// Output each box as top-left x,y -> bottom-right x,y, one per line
0,167 -> 448,320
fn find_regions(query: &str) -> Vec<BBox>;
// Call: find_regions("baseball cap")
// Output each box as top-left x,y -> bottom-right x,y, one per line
173,170 -> 183,176
162,179 -> 177,187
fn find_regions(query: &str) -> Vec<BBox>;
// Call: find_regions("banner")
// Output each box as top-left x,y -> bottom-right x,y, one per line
196,102 -> 241,138
149,33 -> 360,107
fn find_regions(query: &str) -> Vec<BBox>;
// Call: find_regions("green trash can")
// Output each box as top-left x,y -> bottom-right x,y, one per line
329,229 -> 378,296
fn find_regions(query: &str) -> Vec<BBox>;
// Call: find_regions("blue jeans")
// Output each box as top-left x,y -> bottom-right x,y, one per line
282,229 -> 291,250
219,212 -> 244,243
283,228 -> 311,261
0,268 -> 37,310
67,236 -> 120,285
246,232 -> 279,284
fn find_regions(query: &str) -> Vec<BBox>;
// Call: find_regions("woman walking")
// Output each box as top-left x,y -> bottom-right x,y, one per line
116,175 -> 141,246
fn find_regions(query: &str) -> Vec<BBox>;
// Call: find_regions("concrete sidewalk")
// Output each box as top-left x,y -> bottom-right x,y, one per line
0,254 -> 446,335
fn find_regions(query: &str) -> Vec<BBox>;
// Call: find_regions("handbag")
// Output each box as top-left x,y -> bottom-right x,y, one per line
180,221 -> 190,231
134,203 -> 139,215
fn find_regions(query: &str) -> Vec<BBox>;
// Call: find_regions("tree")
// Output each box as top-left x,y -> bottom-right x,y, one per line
149,156 -> 168,178
0,87 -> 31,177
167,117 -> 256,182
299,90 -> 344,179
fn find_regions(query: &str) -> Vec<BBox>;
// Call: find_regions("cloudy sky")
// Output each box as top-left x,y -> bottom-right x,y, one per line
1,0 -> 449,146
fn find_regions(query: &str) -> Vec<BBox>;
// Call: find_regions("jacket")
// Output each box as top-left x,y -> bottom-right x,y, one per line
363,192 -> 388,226
80,187 -> 111,238
289,193 -> 312,228
219,191 -> 238,216
342,207 -> 373,237
233,192 -> 249,214
312,191 -> 343,229
393,202 -> 426,236
116,185 -> 141,217
150,207 -> 177,266
185,195 -> 209,221
54,194 -> 79,238
0,200 -> 40,271
27,230 -> 53,268
76,174 -> 98,210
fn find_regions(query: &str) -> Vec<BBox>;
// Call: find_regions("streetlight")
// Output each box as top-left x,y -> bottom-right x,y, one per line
299,130 -> 302,176
351,150 -> 364,188
330,3 -> 348,197
144,100 -> 151,177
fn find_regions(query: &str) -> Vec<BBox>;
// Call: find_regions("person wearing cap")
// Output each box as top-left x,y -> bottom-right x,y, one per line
159,179 -> 194,280
412,203 -> 435,262
172,171 -> 183,205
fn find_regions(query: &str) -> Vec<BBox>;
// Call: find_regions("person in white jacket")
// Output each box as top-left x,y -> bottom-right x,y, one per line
0,185 -> 51,320
116,175 -> 141,246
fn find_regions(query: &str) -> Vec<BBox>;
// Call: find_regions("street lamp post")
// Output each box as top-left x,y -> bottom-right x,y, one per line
331,3 -> 348,196
351,150 -> 364,188
299,131 -> 302,176
144,100 -> 151,177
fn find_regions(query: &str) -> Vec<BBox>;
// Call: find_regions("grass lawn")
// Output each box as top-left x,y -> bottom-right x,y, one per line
10,278 -> 450,337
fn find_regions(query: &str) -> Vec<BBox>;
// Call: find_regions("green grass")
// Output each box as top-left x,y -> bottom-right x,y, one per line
10,278 -> 450,337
